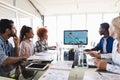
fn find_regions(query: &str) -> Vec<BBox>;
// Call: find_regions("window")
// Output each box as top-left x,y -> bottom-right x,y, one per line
103,13 -> 119,24
87,14 -> 102,48
44,16 -> 57,46
72,14 -> 86,30
45,13 -> 119,48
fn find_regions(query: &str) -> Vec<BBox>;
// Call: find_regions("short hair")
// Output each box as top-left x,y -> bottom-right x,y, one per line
0,19 -> 14,34
37,27 -> 48,38
100,23 -> 109,30
112,16 -> 120,39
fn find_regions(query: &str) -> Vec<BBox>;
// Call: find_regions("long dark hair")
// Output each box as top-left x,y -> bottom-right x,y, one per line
19,25 -> 32,43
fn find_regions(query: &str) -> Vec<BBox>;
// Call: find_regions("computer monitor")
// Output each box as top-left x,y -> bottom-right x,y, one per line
64,30 -> 88,45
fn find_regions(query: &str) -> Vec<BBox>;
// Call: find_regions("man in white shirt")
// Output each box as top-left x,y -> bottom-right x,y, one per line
87,16 -> 120,74
84,23 -> 114,54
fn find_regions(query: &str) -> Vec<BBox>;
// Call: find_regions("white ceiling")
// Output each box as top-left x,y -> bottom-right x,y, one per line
31,0 -> 120,15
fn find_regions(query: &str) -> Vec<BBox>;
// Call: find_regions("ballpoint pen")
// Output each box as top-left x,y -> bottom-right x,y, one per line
97,71 -> 108,80
97,71 -> 103,77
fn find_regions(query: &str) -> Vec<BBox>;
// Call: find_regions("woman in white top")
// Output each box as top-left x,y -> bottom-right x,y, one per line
87,16 -> 120,74
19,25 -> 34,56
19,25 -> 35,79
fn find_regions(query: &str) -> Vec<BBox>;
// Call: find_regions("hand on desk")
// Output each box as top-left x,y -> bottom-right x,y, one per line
94,59 -> 107,70
89,51 -> 101,59
21,54 -> 30,60
49,46 -> 56,50
84,50 -> 101,59
84,49 -> 92,53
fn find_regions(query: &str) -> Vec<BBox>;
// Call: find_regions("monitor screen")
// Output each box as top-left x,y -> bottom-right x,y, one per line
64,30 -> 88,45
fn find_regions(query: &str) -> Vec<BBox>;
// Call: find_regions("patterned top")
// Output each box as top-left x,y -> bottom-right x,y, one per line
0,36 -> 14,76
101,40 -> 120,74
34,40 -> 48,53
19,40 -> 34,56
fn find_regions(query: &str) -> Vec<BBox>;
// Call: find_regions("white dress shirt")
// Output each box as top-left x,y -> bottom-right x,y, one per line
103,38 -> 107,53
101,40 -> 120,74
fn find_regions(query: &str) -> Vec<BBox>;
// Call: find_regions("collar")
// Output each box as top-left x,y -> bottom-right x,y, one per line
0,35 -> 6,43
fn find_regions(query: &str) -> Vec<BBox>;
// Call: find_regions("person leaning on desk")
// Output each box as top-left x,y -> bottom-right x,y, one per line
84,23 -> 114,54
0,19 -> 28,77
85,16 -> 120,74
34,27 -> 56,53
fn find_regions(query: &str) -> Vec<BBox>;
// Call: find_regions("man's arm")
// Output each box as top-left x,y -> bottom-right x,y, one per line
14,44 -> 19,57
2,55 -> 28,66
13,36 -> 19,56
84,46 -> 98,52
91,47 -> 99,51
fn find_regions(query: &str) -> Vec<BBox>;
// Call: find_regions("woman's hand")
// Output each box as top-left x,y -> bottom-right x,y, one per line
94,59 -> 107,70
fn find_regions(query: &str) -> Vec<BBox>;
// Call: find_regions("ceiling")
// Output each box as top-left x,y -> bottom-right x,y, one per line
31,0 -> 120,15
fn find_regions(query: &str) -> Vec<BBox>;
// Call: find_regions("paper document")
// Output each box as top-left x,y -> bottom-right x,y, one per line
83,70 -> 120,80
38,69 -> 70,80
27,55 -> 53,61
35,50 -> 58,56
87,55 -> 96,66
50,61 -> 73,70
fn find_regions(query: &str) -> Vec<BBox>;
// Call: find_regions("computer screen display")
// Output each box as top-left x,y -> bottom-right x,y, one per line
64,30 -> 88,45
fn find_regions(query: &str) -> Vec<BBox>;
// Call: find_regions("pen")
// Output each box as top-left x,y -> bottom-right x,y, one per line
97,71 -> 108,80
97,71 -> 103,77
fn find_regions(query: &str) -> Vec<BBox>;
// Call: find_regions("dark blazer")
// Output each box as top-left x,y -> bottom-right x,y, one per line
95,36 -> 114,53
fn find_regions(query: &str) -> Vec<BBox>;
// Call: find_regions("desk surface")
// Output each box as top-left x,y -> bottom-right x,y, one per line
19,66 -> 96,80
69,67 -> 96,80
19,50 -> 96,80
83,69 -> 120,80
38,61 -> 73,80
0,76 -> 15,80
31,67 -> 95,80
27,50 -> 58,61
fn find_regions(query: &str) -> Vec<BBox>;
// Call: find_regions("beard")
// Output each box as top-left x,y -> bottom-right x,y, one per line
9,31 -> 16,37
11,33 -> 16,37
99,31 -> 104,35
10,29 -> 17,37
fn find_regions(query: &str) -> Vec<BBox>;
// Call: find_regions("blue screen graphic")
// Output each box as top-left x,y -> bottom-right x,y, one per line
64,30 -> 88,45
